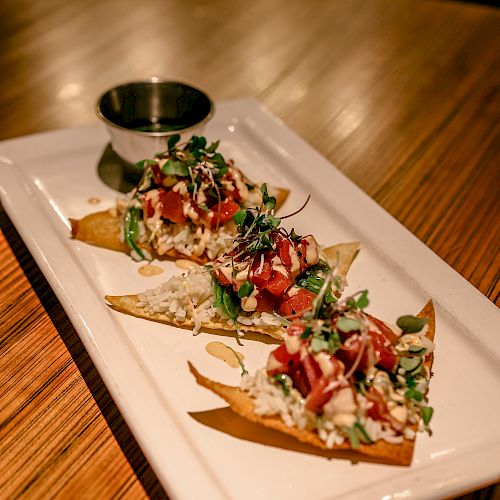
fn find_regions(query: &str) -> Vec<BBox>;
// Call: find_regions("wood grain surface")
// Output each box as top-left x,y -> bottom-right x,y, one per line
0,0 -> 498,498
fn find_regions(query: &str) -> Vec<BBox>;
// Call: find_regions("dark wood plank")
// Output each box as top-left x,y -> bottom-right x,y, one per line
0,0 -> 498,497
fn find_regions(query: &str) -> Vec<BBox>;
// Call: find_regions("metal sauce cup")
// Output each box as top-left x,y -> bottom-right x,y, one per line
96,79 -> 213,164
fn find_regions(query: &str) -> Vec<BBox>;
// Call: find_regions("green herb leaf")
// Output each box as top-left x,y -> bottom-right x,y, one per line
124,207 -> 147,260
167,134 -> 181,150
221,288 -> 241,321
289,228 -> 302,242
400,356 -> 421,372
421,406 -> 433,425
355,290 -> 369,309
404,388 -> 423,401
311,337 -> 329,353
354,421 -> 373,444
260,183 -> 276,211
397,315 -> 428,333
237,280 -> 254,298
213,280 -> 224,308
300,327 -> 312,339
135,159 -> 156,170
409,345 -> 426,354
346,425 -> 360,449
336,317 -> 361,333
189,135 -> 206,151
161,159 -> 189,177
233,209 -> 247,226
205,140 -> 220,153
273,374 -> 290,396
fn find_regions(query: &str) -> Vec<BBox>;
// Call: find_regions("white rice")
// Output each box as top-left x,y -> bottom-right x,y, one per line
241,368 -> 408,448
136,267 -> 284,333
143,219 -> 235,261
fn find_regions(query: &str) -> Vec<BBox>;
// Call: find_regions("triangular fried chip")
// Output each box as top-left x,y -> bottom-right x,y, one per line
70,187 -> 289,264
189,300 -> 435,465
105,242 -> 360,340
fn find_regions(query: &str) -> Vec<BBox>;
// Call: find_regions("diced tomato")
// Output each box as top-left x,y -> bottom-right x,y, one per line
287,322 -> 305,338
336,339 -> 360,372
288,364 -> 311,397
367,315 -> 399,344
266,344 -> 300,376
142,196 -> 154,218
366,387 -> 389,421
159,189 -> 186,224
265,270 -> 291,297
302,354 -> 322,388
254,291 -> 276,313
370,330 -> 398,372
151,164 -> 164,185
336,330 -> 398,373
278,288 -> 315,317
273,233 -> 293,269
250,254 -> 272,288
305,377 -> 334,413
211,197 -> 240,228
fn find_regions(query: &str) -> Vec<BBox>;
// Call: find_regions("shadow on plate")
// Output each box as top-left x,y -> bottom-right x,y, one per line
189,406 -> 405,466
97,143 -> 142,193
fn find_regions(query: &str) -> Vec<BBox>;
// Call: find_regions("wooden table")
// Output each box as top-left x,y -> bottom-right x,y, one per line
0,0 -> 498,497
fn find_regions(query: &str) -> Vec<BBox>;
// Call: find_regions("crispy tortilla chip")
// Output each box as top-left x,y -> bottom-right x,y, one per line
70,187 -> 289,263
105,242 -> 361,340
189,300 -> 435,465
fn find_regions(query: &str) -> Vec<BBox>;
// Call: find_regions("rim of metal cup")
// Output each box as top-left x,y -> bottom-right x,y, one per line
95,78 -> 214,137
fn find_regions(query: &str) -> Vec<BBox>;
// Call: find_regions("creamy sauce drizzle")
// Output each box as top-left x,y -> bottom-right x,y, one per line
205,341 -> 244,369
87,197 -> 101,205
138,264 -> 164,277
175,259 -> 200,270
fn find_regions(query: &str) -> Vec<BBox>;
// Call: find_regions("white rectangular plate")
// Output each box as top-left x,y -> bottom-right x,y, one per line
0,100 -> 499,500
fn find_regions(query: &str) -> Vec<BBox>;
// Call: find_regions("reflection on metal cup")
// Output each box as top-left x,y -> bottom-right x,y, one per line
96,79 -> 214,164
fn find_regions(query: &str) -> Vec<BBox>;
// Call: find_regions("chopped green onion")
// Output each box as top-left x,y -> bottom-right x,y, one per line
124,207 -> 147,260
354,422 -> 373,444
405,388 -> 423,401
346,425 -> 360,449
237,280 -> 254,298
273,374 -> 290,396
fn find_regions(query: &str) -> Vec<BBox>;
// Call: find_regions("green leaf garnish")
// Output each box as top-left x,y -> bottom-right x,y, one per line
221,288 -> 241,321
273,374 -> 290,396
346,425 -> 360,449
161,159 -> 189,177
300,327 -> 312,339
311,337 -> 329,353
233,209 -> 247,226
336,317 -> 361,333
124,207 -> 147,260
205,140 -> 220,153
135,159 -> 156,170
237,280 -> 254,298
397,315 -> 428,333
404,388 -> 423,401
167,134 -> 181,150
261,183 -> 276,211
421,406 -> 433,425
400,356 -> 421,372
346,290 -> 369,310
409,345 -> 426,354
354,421 -> 373,444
